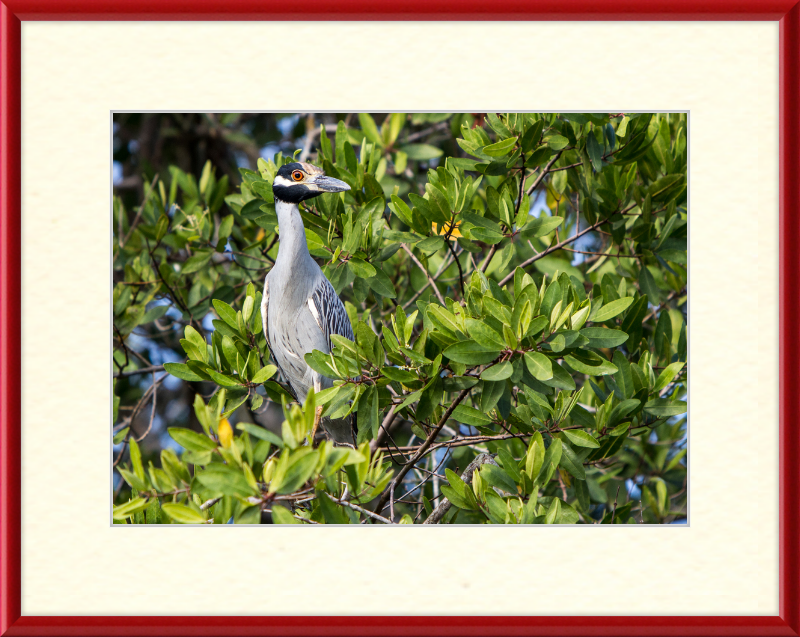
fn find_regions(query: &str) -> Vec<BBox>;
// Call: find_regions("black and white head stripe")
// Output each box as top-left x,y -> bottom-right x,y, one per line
272,162 -> 349,204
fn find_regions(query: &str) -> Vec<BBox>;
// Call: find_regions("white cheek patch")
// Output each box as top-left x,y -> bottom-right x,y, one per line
308,298 -> 322,331
273,175 -> 293,187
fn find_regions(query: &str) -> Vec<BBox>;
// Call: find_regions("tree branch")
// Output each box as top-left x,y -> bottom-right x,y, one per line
401,243 -> 447,306
497,217 -> 610,287
374,386 -> 473,515
114,364 -> 165,379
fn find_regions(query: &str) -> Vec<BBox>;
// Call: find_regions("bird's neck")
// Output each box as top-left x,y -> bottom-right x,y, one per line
274,199 -> 312,269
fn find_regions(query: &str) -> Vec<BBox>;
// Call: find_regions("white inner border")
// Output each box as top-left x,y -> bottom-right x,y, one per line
21,21 -> 778,615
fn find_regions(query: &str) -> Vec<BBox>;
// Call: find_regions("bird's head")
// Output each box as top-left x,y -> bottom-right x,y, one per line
272,162 -> 350,204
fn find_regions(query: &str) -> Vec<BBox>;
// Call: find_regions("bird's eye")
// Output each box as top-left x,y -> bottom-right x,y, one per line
292,171 -> 303,181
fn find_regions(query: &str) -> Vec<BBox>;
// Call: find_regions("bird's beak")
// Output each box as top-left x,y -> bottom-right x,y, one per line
313,175 -> 350,193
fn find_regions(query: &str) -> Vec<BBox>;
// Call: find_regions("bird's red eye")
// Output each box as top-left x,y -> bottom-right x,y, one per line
292,171 -> 303,181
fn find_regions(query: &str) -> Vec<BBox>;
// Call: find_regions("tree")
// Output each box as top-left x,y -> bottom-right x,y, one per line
112,112 -> 687,525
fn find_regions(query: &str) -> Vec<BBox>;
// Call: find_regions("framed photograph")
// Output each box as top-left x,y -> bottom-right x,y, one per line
1,2 -> 798,636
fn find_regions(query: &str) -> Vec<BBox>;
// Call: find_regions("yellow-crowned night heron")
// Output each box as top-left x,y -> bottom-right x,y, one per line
261,162 -> 356,445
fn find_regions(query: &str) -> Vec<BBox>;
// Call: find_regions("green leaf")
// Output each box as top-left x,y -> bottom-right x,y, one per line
277,450 -> 319,494
468,227 -> 505,244
481,464 -> 517,494
440,485 -> 475,511
168,427 -> 217,452
563,352 -> 618,376
206,369 -> 245,387
561,429 -> 600,449
579,327 -> 629,348
607,398 -> 641,429
358,113 -> 383,146
482,136 -> 518,157
639,266 -> 661,304
416,236 -> 445,255
366,268 -> 397,298
643,399 -> 687,417
271,504 -> 299,524
161,503 -> 206,524
184,326 -> 208,362
481,361 -> 513,381
444,341 -> 501,365
317,490 -> 349,524
539,361 -> 576,391
586,130 -> 603,171
218,215 -> 234,239
653,362 -> 685,393
117,467 -> 147,492
181,250 -> 213,274
521,215 -> 563,237
154,214 -> 170,242
251,365 -> 278,384
592,297 -> 634,322
445,468 -> 468,499
164,362 -> 204,382
400,144 -> 443,161
382,367 -> 420,384
524,351 -> 553,381
465,318 -> 506,349
452,404 -> 493,427
545,497 -> 562,523
236,423 -> 283,447
347,258 -> 377,278
129,438 -> 145,482
113,497 -> 149,521
547,135 -> 569,151
613,351 -> 634,399
196,464 -> 255,498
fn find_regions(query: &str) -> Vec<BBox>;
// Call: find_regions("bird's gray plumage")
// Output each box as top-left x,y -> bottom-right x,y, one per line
261,162 -> 355,445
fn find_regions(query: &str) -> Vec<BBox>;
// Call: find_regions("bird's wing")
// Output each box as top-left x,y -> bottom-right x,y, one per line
308,277 -> 354,351
262,273 -> 297,400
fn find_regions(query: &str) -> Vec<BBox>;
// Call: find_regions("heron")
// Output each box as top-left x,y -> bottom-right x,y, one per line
261,161 -> 356,446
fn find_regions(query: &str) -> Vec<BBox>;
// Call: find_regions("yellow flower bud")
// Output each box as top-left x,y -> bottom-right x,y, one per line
218,418 -> 233,448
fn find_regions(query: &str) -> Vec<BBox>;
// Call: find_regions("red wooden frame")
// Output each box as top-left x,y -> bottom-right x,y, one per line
1,2 -> 798,635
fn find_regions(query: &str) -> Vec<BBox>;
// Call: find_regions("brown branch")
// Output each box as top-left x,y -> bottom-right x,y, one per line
401,243 -> 447,306
370,404 -> 398,455
402,251 -> 455,309
329,496 -> 394,524
374,386 -> 473,515
497,217 -> 610,287
525,152 -> 562,197
114,364 -> 165,379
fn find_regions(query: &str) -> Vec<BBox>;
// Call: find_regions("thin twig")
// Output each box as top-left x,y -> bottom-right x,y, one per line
134,371 -> 159,442
370,404 -> 398,454
444,239 -> 465,297
329,496 -> 394,524
120,173 -> 159,248
525,152 -> 562,197
611,485 -> 621,523
299,114 -> 320,162
403,251 -> 455,309
401,243 -> 446,306
374,386 -> 473,515
114,364 -> 165,379
497,217 -> 611,287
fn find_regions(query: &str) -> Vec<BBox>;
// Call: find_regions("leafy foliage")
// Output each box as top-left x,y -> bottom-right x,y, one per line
113,112 -> 687,524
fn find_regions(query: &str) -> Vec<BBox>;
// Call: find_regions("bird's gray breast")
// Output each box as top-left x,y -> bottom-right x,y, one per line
265,266 -> 330,403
